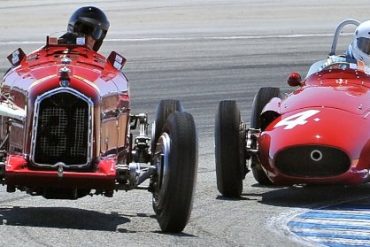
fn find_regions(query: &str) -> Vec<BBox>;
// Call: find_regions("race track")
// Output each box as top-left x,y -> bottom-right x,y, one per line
0,1 -> 370,246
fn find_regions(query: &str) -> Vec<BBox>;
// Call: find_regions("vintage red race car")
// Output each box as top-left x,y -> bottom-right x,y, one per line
0,36 -> 198,232
215,19 -> 370,197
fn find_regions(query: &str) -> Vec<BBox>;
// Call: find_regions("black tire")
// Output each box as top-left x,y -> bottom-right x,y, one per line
250,87 -> 281,185
152,112 -> 197,233
151,100 -> 183,153
215,100 -> 246,198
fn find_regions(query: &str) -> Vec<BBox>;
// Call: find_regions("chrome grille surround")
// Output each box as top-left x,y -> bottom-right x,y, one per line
30,88 -> 93,168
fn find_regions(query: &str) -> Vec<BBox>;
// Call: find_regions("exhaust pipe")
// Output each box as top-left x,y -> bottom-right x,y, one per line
0,101 -> 26,121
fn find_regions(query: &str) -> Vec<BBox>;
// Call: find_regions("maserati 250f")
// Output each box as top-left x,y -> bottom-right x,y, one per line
215,20 -> 369,197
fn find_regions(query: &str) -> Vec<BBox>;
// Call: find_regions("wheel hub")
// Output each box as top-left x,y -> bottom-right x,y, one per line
152,132 -> 171,208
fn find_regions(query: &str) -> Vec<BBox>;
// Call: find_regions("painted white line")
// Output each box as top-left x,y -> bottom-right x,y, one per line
285,199 -> 370,247
107,33 -> 353,42
0,32 -> 354,45
291,218 -> 370,227
291,227 -> 370,235
267,208 -> 318,247
268,196 -> 370,247
303,236 -> 370,246
0,41 -> 44,45
308,209 -> 370,215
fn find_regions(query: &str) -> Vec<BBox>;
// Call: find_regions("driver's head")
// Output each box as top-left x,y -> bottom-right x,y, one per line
352,20 -> 370,64
67,6 -> 110,51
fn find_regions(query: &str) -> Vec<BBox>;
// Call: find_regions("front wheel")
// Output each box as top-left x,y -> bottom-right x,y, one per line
152,112 -> 197,233
215,100 -> 246,198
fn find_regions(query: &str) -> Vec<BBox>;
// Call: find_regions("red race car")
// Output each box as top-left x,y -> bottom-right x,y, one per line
215,19 -> 370,197
0,36 -> 198,232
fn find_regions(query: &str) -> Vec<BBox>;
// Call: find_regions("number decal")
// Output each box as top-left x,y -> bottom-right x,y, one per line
274,110 -> 320,130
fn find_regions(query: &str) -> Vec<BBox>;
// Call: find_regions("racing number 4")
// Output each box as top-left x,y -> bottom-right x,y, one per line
274,110 -> 320,130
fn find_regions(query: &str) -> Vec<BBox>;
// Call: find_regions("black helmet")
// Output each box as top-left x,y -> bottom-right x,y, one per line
67,6 -> 110,51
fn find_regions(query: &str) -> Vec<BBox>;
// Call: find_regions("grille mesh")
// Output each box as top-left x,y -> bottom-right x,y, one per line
275,145 -> 350,177
34,92 -> 89,166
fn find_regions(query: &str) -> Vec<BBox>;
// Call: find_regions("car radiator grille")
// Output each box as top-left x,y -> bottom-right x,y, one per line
275,145 -> 350,177
34,92 -> 89,166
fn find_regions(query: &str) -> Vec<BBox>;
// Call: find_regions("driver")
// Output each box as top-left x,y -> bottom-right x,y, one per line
59,6 -> 110,51
306,20 -> 370,77
346,20 -> 370,65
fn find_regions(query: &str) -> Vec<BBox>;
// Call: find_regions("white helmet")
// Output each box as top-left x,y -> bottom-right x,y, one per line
350,20 -> 370,65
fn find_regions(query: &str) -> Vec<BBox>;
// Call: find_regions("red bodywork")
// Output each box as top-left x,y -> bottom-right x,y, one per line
2,44 -> 129,195
259,68 -> 370,185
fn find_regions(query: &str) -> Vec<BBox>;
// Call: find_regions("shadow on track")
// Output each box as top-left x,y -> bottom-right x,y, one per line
0,207 -> 197,236
0,207 -> 129,231
243,183 -> 370,208
215,195 -> 257,201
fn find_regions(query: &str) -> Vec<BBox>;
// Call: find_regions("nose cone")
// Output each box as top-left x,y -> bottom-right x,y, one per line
265,107 -> 368,154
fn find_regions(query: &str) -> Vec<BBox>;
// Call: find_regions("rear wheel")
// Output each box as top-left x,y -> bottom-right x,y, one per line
215,100 -> 246,198
250,87 -> 281,185
151,99 -> 183,153
152,112 -> 197,232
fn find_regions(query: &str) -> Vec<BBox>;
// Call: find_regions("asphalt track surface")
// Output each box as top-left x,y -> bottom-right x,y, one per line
0,1 -> 370,246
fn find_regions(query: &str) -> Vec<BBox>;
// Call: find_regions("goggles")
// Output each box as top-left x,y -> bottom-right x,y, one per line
74,21 -> 104,40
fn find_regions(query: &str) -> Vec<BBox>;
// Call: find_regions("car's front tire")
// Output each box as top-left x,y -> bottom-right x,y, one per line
152,112 -> 197,233
215,100 -> 246,198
